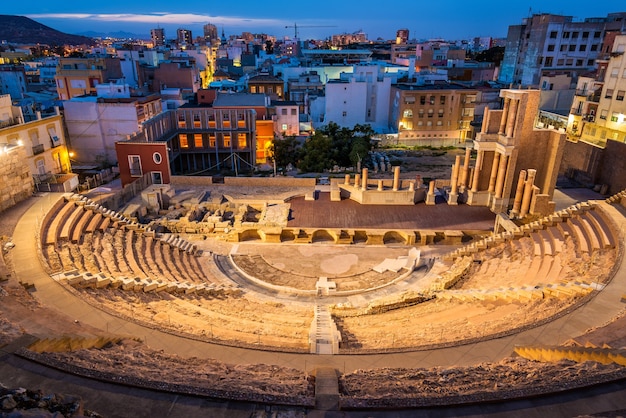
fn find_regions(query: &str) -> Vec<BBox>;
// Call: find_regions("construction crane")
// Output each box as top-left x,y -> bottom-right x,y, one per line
285,23 -> 337,39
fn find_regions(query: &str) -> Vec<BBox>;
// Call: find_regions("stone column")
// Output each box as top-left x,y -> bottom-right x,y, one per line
494,154 -> 508,199
510,170 -> 527,217
344,174 -> 350,185
355,173 -> 361,188
361,168 -> 368,190
409,181 -> 415,191
488,152 -> 500,193
499,98 -> 510,135
471,150 -> 483,192
460,147 -> 471,189
426,180 -> 436,205
505,99 -> 519,138
377,180 -> 383,191
519,169 -> 537,218
392,166 -> 400,191
448,155 -> 462,205
415,175 -> 423,189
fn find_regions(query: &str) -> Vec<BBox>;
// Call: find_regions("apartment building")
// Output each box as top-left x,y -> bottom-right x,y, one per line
55,56 -> 124,100
63,92 -> 162,165
115,105 -> 257,184
499,12 -> 626,87
389,83 -> 478,146
0,65 -> 27,99
323,65 -> 392,133
573,34 -> 626,144
151,28 -> 165,47
0,94 -> 76,196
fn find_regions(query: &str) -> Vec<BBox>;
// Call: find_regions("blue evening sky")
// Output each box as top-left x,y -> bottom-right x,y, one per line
6,1 -> 624,41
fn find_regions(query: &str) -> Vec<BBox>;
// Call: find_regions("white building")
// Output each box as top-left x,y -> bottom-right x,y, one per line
63,93 -> 163,165
322,65 -> 392,133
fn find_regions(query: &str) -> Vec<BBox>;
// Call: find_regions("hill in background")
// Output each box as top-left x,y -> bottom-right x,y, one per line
0,15 -> 95,46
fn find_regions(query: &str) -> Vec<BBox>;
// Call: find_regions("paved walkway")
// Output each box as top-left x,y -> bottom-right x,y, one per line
9,192 -> 626,374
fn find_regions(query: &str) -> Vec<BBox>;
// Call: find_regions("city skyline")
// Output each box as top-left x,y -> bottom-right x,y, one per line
5,1 -> 623,41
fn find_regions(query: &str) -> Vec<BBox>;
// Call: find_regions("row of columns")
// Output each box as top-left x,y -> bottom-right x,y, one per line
498,97 -> 519,138
510,168 -> 536,218
344,166 -> 402,191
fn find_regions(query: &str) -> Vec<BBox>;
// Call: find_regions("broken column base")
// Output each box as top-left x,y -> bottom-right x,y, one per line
425,193 -> 436,205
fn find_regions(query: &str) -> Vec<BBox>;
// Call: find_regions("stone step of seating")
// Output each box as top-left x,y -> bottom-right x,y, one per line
44,200 -> 77,245
585,208 -> 617,249
71,209 -> 94,243
59,205 -> 85,241
567,218 -> 592,254
515,345 -> 626,366
537,229 -> 554,256
547,227 -> 564,254
85,212 -> 103,234
535,255 -> 554,282
545,255 -> 563,282
576,215 -> 602,251
530,232 -> 543,256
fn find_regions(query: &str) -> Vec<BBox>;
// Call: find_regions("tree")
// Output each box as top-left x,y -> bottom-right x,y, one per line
270,136 -> 300,170
475,46 -> 505,66
265,40 -> 274,55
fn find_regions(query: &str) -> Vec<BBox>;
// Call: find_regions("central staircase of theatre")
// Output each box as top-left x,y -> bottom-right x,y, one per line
309,305 -> 342,354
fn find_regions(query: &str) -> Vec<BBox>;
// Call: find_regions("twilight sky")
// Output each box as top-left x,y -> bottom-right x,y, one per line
6,1 -> 624,41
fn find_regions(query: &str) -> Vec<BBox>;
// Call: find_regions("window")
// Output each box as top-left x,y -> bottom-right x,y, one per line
594,31 -> 601,38
582,31 -> 589,39
238,133 -> 247,148
281,124 -> 288,131
560,45 -> 567,52
569,44 -> 576,52
438,110 -> 444,117
178,114 -> 186,128
404,96 -> 416,104
427,109 -> 433,118
611,112 -> 619,122
440,96 -> 446,105
342,111 -> 347,117
587,59 -> 594,66
572,32 -> 579,39
209,134 -> 216,147
128,155 -> 142,177
194,134 -> 203,148
291,109 -> 297,115
600,109 -> 608,120
610,68 -> 619,78
223,134 -> 231,147
208,114 -> 216,127
47,127 -> 59,143
419,96 -> 426,105
429,95 -> 435,105
180,134 -> 189,148
545,57 -> 553,66
616,90 -> 624,101
562,32 -> 570,38
418,109 -> 424,118
193,114 -> 201,128
427,121 -> 433,127
591,44 -> 599,51
606,89 -> 614,99
576,59 -> 583,66
152,152 -> 162,164
403,109 -> 413,118
417,121 -> 423,126
547,45 -> 555,51
623,69 -> 626,78
557,59 -> 565,66
436,120 -> 443,126
550,31 -> 557,39
579,44 -> 586,52
29,130 -> 39,146
281,108 -> 287,115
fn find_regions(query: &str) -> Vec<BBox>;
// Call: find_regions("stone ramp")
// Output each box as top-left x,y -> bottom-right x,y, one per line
314,367 -> 339,411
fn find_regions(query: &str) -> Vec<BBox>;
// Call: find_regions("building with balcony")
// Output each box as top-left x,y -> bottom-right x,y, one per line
247,73 -> 285,100
389,83 -> 478,146
567,34 -> 626,145
499,12 -> 626,87
151,28 -> 165,47
55,56 -> 124,100
0,94 -> 76,197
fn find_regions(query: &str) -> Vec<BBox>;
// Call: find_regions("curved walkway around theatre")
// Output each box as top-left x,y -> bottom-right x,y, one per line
9,191 -> 626,376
